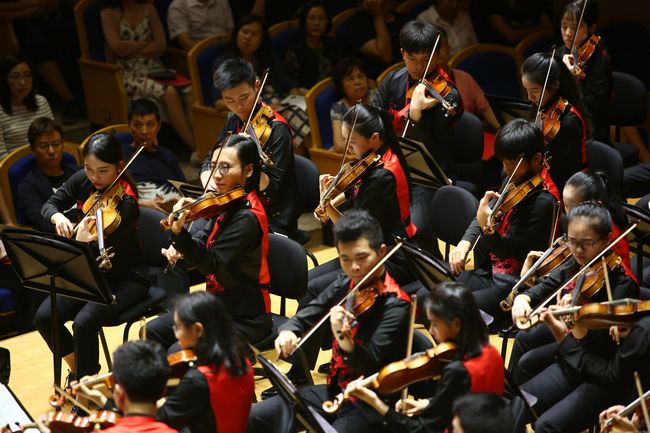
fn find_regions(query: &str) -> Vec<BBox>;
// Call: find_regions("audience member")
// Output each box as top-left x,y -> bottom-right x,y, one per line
417,0 -> 478,56
16,117 -> 79,232
284,0 -> 338,95
167,0 -> 234,51
344,0 -> 408,78
0,54 -> 53,159
486,0 -> 553,46
100,0 -> 197,161
123,98 -> 185,213
330,57 -> 376,152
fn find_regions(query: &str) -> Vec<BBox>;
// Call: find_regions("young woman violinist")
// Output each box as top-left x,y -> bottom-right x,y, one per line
157,291 -> 254,433
346,282 -> 504,433
521,52 -> 588,192
559,0 -> 613,144
148,134 -> 272,348
35,133 -> 149,383
509,202 -> 638,390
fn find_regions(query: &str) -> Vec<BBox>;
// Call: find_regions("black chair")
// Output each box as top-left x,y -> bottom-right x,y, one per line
586,139 -> 624,192
252,233 -> 313,384
452,112 -> 484,163
611,71 -> 646,166
428,185 -> 479,261
292,155 -> 320,267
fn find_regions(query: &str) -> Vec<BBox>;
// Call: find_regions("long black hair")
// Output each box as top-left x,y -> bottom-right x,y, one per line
0,53 -> 37,115
565,171 -> 627,230
561,0 -> 599,31
225,14 -> 273,77
213,133 -> 261,192
568,201 -> 612,239
426,282 -> 488,359
521,52 -> 590,138
342,104 -> 413,199
83,133 -> 138,196
175,292 -> 249,377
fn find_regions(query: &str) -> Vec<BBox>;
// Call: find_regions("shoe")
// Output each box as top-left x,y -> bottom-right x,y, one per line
190,152 -> 203,167
260,368 -> 308,400
63,370 -> 77,391
317,362 -> 330,374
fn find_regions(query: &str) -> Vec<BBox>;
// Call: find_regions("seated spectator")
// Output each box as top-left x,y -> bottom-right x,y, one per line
0,1 -> 84,124
330,57 -> 376,152
123,98 -> 186,213
167,0 -> 234,51
0,54 -> 53,159
344,0 -> 408,78
417,0 -> 478,56
211,14 -> 311,152
486,0 -> 553,46
16,117 -> 79,232
100,0 -> 198,162
284,0 -> 338,95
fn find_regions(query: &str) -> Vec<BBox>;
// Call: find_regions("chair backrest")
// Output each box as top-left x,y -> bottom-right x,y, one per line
0,22 -> 19,56
0,144 -> 81,224
267,233 -> 307,300
377,62 -> 404,84
514,30 -> 553,69
611,71 -> 648,126
332,7 -> 362,47
452,112 -> 484,163
325,2 -> 355,18
79,124 -> 131,151
305,77 -> 342,150
137,207 -> 170,267
293,155 -> 320,213
429,185 -> 478,245
75,0 -> 110,61
449,44 -> 521,98
269,19 -> 301,61
187,34 -> 231,106
600,21 -> 650,88
585,139 -> 624,191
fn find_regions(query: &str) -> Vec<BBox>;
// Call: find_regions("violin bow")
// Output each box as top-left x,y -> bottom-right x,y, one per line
520,224 -> 636,328
534,48 -> 557,128
486,157 -> 524,232
635,372 -> 650,430
549,199 -> 562,248
291,242 -> 403,355
73,142 -> 146,232
601,255 -> 620,344
52,383 -> 94,415
402,32 -> 441,138
569,0 -> 589,62
242,68 -> 274,167
400,295 -> 418,414
607,388 -> 650,429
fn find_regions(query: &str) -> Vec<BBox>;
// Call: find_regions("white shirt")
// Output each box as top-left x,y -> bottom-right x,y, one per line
418,6 -> 478,56
167,0 -> 234,41
0,94 -> 53,159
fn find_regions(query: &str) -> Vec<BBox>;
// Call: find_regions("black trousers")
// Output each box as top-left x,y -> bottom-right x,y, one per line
34,269 -> 149,377
521,363 -> 630,433
623,164 -> 650,198
247,384 -> 391,433
146,309 -> 272,351
0,264 -> 46,333
508,326 -> 557,386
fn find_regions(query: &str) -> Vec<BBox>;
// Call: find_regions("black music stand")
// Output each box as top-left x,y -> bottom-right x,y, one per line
168,180 -> 204,199
0,226 -> 113,388
257,354 -> 337,433
397,136 -> 451,189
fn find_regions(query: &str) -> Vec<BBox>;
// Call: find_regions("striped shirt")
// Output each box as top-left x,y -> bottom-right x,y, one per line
0,95 -> 53,159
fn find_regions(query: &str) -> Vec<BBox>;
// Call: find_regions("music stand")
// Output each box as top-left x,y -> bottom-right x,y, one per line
0,226 -> 113,387
397,136 -> 451,189
622,203 -> 650,285
168,180 -> 204,199
257,354 -> 337,433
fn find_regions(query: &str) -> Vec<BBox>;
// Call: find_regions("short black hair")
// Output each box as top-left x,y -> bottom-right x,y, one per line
112,341 -> 170,403
568,201 -> 612,238
399,20 -> 439,54
28,117 -> 63,146
562,0 -> 599,29
333,209 -> 383,251
299,0 -> 332,36
452,393 -> 513,433
213,58 -> 256,92
332,57 -> 367,93
128,98 -> 161,122
494,118 -> 544,162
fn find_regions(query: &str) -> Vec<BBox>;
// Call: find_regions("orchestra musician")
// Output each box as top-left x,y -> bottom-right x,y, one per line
449,119 -> 558,322
199,58 -> 298,239
521,52 -> 588,192
346,282 -> 504,433
35,133 -> 150,390
147,134 -> 272,349
247,210 -> 410,433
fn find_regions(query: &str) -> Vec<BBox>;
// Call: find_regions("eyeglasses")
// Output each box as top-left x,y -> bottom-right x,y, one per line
8,72 -> 32,81
567,237 -> 603,250
208,161 -> 235,175
35,141 -> 63,151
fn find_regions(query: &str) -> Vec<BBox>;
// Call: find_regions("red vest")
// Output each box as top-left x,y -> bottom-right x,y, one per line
380,148 -> 417,238
611,222 -> 637,285
569,105 -> 588,168
197,360 -> 254,433
462,344 -> 504,395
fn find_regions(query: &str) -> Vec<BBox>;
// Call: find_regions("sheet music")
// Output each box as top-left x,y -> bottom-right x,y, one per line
0,384 -> 37,432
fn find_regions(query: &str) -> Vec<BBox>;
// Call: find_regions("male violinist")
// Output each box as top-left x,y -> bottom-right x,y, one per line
199,58 -> 298,238
449,118 -> 558,323
247,210 -> 410,433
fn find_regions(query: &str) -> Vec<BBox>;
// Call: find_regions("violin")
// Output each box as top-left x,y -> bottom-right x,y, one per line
160,188 -> 246,230
340,276 -> 385,336
537,97 -> 569,145
167,349 -> 197,379
322,341 -> 457,413
405,72 -> 458,117
241,69 -> 273,167
570,34 -> 600,80
314,152 -> 383,222
485,174 -> 544,235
